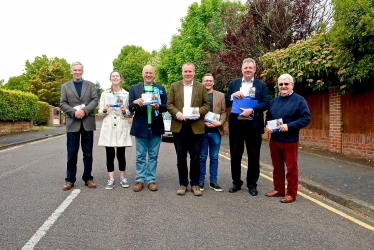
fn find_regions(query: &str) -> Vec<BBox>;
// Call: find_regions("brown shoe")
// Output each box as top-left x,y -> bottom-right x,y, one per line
280,195 -> 296,203
148,182 -> 158,191
134,182 -> 144,192
265,190 -> 285,197
85,180 -> 96,188
191,186 -> 203,196
176,186 -> 187,195
63,182 -> 74,191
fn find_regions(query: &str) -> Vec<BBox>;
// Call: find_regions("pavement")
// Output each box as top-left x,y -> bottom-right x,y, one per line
1,125 -> 373,219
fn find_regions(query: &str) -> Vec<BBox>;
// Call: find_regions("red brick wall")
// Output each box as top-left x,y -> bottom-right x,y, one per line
329,89 -> 342,153
0,121 -> 33,136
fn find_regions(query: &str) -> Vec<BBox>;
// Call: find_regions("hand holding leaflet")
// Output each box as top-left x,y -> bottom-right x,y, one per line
267,118 -> 283,132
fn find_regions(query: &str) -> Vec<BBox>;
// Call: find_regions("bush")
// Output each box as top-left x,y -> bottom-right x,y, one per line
0,88 -> 38,121
34,101 -> 50,125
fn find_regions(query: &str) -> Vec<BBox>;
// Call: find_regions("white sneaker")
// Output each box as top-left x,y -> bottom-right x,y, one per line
120,178 -> 129,188
106,180 -> 115,190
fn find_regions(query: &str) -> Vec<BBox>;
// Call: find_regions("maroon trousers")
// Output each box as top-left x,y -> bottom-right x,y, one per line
269,140 -> 299,197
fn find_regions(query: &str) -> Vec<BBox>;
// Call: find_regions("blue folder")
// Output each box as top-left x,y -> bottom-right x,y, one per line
231,98 -> 258,114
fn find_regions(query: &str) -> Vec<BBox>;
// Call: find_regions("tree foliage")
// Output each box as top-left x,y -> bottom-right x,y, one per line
112,45 -> 152,91
27,63 -> 70,106
3,75 -> 28,91
260,32 -> 339,97
206,0 -> 334,92
330,0 -> 374,91
95,81 -> 104,99
157,0 -> 245,87
3,55 -> 71,95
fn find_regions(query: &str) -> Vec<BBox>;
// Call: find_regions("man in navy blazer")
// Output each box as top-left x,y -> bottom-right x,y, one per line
225,58 -> 270,196
129,65 -> 168,192
60,61 -> 98,191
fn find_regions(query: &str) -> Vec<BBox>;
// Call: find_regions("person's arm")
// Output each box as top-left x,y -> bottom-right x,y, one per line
287,98 -> 311,131
252,81 -> 270,117
60,83 -> 76,118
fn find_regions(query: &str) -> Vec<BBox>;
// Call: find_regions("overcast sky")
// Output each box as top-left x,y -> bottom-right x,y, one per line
0,0 -> 200,89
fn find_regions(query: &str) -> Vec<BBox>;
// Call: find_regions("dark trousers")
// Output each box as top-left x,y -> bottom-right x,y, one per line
65,125 -> 94,183
269,140 -> 299,197
105,147 -> 126,172
229,120 -> 262,188
173,123 -> 204,186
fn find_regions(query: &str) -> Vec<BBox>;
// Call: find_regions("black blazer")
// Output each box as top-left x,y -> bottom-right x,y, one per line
225,78 -> 270,134
129,83 -> 168,137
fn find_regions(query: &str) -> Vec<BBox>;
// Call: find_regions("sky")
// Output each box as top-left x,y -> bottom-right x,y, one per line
0,0 -> 200,90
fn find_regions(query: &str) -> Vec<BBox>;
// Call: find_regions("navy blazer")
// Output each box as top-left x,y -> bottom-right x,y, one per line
129,83 -> 168,137
225,78 -> 270,134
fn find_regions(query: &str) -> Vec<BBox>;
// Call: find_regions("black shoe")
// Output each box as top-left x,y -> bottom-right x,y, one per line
199,182 -> 205,191
249,187 -> 258,196
210,183 -> 223,192
229,184 -> 241,193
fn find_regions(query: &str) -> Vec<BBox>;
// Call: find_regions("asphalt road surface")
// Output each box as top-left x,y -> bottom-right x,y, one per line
1,126 -> 374,249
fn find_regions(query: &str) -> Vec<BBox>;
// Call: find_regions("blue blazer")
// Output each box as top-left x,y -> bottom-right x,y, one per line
129,83 -> 168,137
225,78 -> 270,134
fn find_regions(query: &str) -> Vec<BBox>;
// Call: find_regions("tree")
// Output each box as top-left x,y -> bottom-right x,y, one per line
158,0 -> 246,87
0,79 -> 4,88
3,75 -> 28,91
330,0 -> 374,91
3,55 -> 71,93
206,0 -> 334,92
28,63 -> 70,106
95,81 -> 104,99
24,55 -> 71,81
112,45 -> 152,91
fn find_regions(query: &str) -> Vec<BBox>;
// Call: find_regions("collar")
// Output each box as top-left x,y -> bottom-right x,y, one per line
242,78 -> 254,84
183,80 -> 194,86
73,79 -> 83,84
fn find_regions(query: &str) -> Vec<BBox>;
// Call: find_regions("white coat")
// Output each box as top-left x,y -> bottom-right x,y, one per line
98,89 -> 133,147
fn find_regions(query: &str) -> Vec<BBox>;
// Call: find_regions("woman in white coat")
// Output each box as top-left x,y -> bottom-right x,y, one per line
98,70 -> 132,189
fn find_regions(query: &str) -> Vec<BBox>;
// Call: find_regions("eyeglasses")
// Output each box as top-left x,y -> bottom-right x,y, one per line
278,82 -> 290,86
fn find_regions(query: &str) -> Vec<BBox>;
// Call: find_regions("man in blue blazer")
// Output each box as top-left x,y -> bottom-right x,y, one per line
129,65 -> 168,192
225,58 -> 270,196
60,61 -> 98,191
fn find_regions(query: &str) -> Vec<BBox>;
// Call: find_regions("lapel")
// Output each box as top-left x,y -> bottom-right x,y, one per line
81,80 -> 88,100
67,81 -> 80,100
177,81 -> 184,105
191,81 -> 198,106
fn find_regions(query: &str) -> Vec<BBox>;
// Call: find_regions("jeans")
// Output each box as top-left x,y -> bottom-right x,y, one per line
173,123 -> 204,187
199,132 -> 222,183
135,127 -> 161,183
65,125 -> 94,183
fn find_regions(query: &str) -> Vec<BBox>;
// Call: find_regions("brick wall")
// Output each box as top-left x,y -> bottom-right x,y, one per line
329,89 -> 342,153
0,121 -> 33,136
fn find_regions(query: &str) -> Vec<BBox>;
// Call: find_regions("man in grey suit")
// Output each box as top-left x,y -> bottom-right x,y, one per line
60,61 -> 98,191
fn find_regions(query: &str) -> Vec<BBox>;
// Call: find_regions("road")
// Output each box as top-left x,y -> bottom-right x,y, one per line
0,126 -> 374,249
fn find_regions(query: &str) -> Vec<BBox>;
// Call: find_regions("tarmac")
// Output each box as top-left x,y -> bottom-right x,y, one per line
1,124 -> 373,219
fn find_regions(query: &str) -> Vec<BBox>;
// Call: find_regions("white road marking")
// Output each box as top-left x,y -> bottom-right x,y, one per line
22,189 -> 81,250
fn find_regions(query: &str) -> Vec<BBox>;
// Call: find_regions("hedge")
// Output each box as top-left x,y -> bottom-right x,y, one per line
0,88 -> 38,122
34,101 -> 50,125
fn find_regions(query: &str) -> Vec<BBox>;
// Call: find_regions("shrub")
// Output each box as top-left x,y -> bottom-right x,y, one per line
34,101 -> 50,125
0,88 -> 38,121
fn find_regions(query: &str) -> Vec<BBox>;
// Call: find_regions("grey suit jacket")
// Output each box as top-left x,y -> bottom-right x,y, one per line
60,79 -> 98,132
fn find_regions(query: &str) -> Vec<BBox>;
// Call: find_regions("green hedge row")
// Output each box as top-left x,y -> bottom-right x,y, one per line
0,88 -> 38,122
34,101 -> 50,125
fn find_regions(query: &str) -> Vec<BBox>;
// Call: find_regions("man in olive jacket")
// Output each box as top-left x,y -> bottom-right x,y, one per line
167,62 -> 210,196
